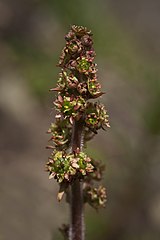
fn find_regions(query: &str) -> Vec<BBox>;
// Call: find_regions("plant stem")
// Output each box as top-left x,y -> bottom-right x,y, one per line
70,120 -> 84,240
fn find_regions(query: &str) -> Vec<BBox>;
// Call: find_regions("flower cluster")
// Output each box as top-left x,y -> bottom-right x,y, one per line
46,151 -> 94,183
54,94 -> 86,121
84,186 -> 107,209
55,25 -> 106,107
46,25 -> 109,209
47,118 -> 71,150
85,102 -> 110,133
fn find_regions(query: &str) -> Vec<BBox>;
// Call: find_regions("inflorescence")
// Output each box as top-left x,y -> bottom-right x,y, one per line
46,25 -> 110,208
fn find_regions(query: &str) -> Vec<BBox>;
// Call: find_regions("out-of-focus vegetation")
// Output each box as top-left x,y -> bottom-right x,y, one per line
0,0 -> 160,240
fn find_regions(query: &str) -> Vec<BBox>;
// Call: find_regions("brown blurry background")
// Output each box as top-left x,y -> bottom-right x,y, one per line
0,0 -> 160,239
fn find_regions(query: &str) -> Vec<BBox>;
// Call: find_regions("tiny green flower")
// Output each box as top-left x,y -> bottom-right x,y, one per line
77,57 -> 90,73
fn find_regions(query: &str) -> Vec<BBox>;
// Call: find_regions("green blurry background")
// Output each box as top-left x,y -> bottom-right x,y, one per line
0,0 -> 160,239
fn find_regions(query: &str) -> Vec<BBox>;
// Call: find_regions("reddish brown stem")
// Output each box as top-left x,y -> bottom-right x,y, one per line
70,120 -> 84,240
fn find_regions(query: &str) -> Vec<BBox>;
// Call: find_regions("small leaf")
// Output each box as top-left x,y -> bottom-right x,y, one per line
57,191 -> 65,201
57,182 -> 69,201
49,172 -> 55,179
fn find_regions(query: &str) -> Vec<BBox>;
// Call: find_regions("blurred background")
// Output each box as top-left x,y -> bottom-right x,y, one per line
0,0 -> 160,239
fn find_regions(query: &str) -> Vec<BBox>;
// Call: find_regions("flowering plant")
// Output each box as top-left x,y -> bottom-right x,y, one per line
46,25 -> 110,240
